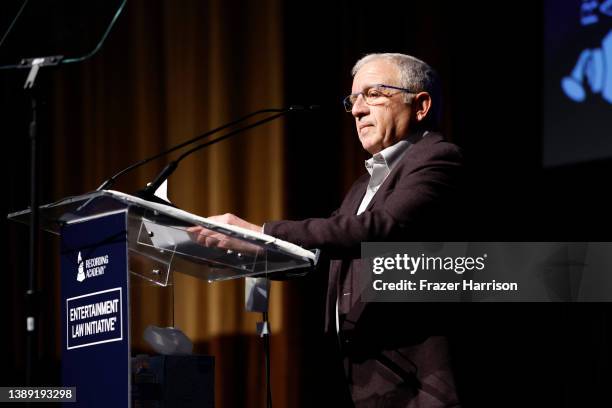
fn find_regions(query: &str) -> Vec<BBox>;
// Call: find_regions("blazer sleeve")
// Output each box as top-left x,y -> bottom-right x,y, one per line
264,142 -> 463,258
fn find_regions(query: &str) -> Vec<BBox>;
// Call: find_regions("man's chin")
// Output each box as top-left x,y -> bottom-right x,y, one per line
360,140 -> 382,155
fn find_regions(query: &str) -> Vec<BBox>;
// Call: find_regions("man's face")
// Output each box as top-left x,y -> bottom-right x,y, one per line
351,60 -> 413,154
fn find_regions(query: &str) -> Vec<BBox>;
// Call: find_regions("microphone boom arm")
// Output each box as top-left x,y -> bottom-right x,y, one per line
96,108 -> 287,191
138,109 -> 292,198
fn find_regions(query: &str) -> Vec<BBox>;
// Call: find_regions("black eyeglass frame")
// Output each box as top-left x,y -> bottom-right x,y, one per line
343,84 -> 416,112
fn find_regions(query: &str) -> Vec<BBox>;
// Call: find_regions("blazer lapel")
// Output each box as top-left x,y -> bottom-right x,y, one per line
343,174 -> 369,216
364,132 -> 443,212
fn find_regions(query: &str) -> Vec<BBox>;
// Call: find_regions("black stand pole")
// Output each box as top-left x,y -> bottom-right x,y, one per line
22,57 -> 61,385
25,89 -> 39,386
262,312 -> 272,408
248,277 -> 274,407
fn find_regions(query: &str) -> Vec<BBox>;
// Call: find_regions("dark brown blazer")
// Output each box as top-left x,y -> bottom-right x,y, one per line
264,132 -> 463,407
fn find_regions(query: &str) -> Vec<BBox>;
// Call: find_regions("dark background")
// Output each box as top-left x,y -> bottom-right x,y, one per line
3,1 -> 612,407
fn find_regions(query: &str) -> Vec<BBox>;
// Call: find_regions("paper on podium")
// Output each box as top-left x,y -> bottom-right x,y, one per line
105,190 -> 316,262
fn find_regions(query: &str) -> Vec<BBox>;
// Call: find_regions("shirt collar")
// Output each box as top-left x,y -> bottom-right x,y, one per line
364,138 -> 412,176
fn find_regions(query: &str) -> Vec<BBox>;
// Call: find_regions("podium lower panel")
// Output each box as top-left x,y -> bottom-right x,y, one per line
132,355 -> 214,408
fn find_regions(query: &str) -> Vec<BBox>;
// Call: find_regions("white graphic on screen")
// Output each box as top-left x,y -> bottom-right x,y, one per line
76,252 -> 85,282
581,0 -> 612,26
561,30 -> 612,104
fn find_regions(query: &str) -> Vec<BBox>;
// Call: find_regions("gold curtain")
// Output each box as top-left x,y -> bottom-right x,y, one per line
50,0 -> 296,406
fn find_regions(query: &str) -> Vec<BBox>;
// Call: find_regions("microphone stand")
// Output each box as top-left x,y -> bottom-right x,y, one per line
25,89 -> 39,388
21,56 -> 63,386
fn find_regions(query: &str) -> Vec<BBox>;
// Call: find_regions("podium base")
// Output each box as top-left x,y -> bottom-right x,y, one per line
132,355 -> 214,408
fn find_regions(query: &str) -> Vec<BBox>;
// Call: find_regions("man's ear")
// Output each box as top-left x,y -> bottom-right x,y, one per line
413,92 -> 432,123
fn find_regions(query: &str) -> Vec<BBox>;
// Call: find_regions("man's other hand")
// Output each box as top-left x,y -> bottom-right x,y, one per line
205,213 -> 263,233
186,213 -> 263,253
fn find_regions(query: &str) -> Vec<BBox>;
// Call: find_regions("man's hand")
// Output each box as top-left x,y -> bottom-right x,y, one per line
206,213 -> 263,233
186,213 -> 263,253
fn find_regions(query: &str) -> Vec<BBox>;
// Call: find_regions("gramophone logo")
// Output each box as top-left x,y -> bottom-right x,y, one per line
76,252 -> 85,282
75,252 -> 109,282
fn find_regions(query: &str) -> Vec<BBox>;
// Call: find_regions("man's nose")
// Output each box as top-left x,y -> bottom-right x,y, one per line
351,94 -> 369,117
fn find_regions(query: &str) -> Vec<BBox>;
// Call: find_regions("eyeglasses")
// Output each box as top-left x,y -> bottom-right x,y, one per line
343,84 -> 415,112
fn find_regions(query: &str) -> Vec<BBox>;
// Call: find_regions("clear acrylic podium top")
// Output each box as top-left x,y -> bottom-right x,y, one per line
8,190 -> 317,286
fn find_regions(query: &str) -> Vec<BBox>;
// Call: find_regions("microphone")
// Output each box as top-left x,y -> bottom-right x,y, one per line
136,104 -> 317,200
96,106 -> 307,192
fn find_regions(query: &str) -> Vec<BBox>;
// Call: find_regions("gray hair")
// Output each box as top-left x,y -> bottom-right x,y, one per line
352,53 -> 442,125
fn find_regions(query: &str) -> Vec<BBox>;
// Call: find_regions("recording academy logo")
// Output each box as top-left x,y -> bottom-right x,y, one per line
76,252 -> 109,283
76,252 -> 85,282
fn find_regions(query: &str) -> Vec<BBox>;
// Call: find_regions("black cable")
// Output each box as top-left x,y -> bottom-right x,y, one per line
0,0 -> 29,51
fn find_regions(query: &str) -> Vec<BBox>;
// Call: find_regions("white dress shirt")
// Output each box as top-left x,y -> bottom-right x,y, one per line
356,139 -> 413,215
336,138 -> 414,332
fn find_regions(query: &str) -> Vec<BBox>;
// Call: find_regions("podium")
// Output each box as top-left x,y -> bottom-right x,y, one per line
8,190 -> 316,407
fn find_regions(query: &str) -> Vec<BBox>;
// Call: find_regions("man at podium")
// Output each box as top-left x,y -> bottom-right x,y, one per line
191,53 -> 463,407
